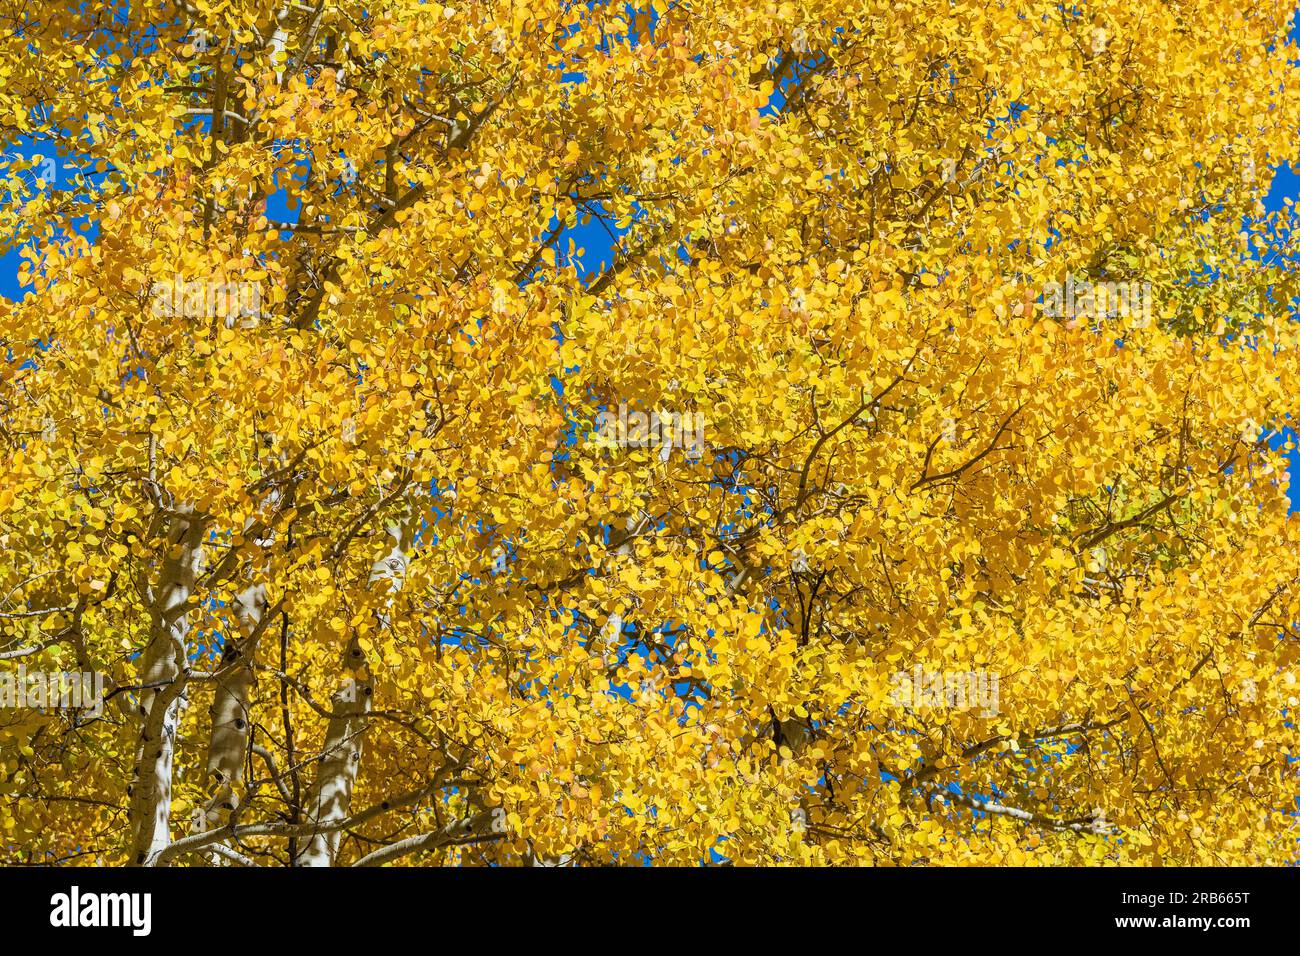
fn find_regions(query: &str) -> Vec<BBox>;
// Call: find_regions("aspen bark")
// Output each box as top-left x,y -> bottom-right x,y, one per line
128,509 -> 206,866
191,583 -> 268,855
293,676 -> 373,866
294,520 -> 412,865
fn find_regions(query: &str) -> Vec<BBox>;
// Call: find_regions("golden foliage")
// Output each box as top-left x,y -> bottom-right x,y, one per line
1,0 -> 1299,865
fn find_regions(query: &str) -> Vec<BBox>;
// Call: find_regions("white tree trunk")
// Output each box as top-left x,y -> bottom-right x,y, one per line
191,583 -> 267,856
128,509 -> 205,866
294,520 -> 412,866
293,677 -> 372,866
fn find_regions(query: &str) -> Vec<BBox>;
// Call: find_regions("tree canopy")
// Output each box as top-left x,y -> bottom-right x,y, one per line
2,0 -> 1299,865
